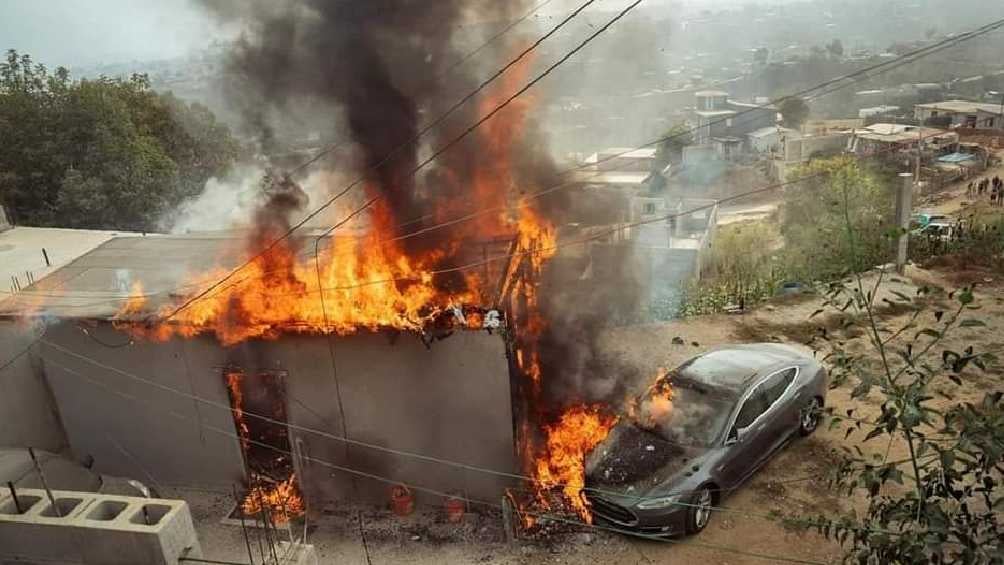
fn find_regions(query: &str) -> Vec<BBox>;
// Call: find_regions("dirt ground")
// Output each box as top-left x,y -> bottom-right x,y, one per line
170,259 -> 1002,565
173,167 -> 1004,564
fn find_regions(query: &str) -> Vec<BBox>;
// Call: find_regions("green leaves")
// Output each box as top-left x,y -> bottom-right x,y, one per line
0,50 -> 239,231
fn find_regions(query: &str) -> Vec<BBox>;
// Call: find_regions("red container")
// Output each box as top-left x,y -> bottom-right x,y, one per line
391,485 -> 414,517
444,496 -> 465,523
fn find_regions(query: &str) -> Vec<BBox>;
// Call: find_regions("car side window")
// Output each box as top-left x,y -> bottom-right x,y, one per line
761,367 -> 797,407
734,385 -> 768,429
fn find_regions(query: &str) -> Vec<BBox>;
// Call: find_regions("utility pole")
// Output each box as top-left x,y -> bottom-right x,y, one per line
895,173 -> 914,275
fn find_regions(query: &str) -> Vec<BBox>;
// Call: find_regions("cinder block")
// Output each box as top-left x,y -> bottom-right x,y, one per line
0,489 -> 202,565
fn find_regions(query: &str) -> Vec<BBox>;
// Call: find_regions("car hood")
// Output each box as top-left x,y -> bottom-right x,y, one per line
584,421 -> 709,498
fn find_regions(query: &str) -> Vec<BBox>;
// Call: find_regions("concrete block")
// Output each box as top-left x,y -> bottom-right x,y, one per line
0,489 -> 202,565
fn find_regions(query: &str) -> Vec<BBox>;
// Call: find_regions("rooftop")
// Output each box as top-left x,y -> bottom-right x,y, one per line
852,123 -> 958,144
915,100 -> 1004,115
0,233 -> 513,320
571,171 -> 653,186
0,227 -> 141,308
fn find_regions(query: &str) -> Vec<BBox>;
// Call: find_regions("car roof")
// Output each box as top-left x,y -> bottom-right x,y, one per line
678,344 -> 808,393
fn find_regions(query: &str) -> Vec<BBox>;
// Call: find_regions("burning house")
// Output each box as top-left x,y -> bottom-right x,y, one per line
0,230 -> 522,511
0,0 -> 698,535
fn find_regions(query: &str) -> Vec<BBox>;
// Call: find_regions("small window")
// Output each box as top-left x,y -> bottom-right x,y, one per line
734,386 -> 769,429
761,368 -> 797,406
643,203 -> 656,215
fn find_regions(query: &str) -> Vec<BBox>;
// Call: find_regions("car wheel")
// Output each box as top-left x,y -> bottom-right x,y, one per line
685,487 -> 714,535
799,397 -> 822,436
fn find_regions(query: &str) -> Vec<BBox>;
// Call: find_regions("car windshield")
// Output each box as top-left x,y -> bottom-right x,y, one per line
630,375 -> 736,447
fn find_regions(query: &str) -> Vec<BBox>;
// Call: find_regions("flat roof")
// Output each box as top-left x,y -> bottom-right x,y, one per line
1,232 -> 515,321
572,171 -> 652,185
915,100 -> 1004,114
853,124 -> 958,143
0,227 -> 141,310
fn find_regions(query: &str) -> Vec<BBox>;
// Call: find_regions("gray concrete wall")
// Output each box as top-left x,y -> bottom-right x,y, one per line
36,323 -> 516,505
0,321 -> 66,450
38,322 -> 246,490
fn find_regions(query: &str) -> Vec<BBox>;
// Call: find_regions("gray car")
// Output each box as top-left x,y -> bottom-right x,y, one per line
583,343 -> 827,536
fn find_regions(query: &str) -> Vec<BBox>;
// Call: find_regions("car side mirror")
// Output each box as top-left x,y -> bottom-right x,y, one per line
725,427 -> 740,446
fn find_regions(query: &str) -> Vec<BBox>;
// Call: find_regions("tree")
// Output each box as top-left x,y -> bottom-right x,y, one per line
806,232 -> 1002,563
780,157 -> 894,281
779,97 -> 811,130
0,50 -> 240,231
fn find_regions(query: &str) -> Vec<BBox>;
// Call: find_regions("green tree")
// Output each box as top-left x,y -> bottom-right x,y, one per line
807,225 -> 1003,563
0,50 -> 240,231
780,157 -> 894,281
779,97 -> 811,130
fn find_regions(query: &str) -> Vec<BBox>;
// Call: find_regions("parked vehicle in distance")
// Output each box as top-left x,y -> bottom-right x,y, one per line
910,211 -> 949,232
0,448 -> 158,499
584,344 -> 827,536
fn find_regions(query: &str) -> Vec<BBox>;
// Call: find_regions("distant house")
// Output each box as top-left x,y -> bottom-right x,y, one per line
691,91 -> 777,145
847,123 -> 959,156
747,126 -> 800,154
859,105 -> 901,120
914,100 -> 1004,129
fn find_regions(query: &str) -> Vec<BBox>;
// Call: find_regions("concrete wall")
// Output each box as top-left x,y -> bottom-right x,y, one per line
278,332 -> 517,505
36,322 -> 516,505
39,322 -> 245,490
0,321 -> 66,450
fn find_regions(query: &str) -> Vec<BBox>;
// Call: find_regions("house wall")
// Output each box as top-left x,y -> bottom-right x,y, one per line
0,321 -> 66,450
35,322 -> 516,504
38,322 -> 245,489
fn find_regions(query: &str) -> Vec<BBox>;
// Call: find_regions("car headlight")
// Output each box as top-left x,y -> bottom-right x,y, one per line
636,494 -> 684,510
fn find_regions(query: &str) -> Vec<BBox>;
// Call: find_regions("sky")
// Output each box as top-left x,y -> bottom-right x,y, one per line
0,0 -> 773,69
0,0 -> 224,68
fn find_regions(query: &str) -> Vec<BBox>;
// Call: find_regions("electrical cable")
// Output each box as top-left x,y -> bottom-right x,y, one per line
8,14 -> 995,322
152,14 -> 1004,308
287,0 -> 560,177
38,338 -> 953,523
0,324 -> 46,374
159,0 -> 609,324
47,355 -> 835,565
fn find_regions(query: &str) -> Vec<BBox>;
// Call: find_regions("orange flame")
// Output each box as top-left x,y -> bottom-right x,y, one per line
533,405 -> 617,523
242,475 -> 305,525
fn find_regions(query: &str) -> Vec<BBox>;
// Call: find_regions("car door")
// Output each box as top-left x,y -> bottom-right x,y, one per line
757,367 -> 800,454
717,383 -> 771,489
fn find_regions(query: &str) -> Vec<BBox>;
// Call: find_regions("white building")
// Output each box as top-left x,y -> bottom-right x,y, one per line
914,100 -> 1004,129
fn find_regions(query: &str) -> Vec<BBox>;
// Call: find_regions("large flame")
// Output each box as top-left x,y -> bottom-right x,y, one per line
533,405 -> 618,523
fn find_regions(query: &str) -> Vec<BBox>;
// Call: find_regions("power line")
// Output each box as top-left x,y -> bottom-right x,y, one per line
8,13 -> 996,321
47,355 -> 831,565
287,0 -> 560,178
159,0 -> 608,324
39,334 -> 968,531
0,325 -> 45,374
152,14 -> 1004,307
264,126 -> 959,298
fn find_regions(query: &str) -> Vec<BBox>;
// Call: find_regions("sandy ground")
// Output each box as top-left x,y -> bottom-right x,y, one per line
172,167 -> 1004,564
170,260 -> 1002,565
